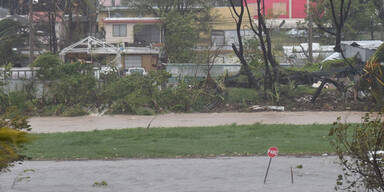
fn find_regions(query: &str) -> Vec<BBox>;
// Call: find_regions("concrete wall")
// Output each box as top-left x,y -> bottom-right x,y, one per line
165,64 -> 241,78
1,80 -> 44,97
342,45 -> 376,63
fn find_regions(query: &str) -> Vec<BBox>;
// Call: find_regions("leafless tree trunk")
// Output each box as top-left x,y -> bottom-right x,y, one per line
49,0 -> 58,54
256,1 -> 279,91
307,0 -> 313,63
228,0 -> 258,88
313,0 -> 351,53
229,0 -> 279,93
28,0 -> 34,64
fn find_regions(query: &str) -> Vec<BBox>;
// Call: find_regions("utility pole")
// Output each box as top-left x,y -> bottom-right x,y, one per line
29,0 -> 34,64
307,0 -> 313,64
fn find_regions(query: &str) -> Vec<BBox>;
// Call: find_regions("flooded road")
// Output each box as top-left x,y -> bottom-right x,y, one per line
0,156 -> 341,192
29,111 -> 367,133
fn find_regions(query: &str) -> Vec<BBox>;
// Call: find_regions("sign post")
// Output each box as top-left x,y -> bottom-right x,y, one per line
263,147 -> 278,184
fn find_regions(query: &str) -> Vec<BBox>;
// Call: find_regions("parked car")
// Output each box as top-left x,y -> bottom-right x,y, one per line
125,67 -> 148,76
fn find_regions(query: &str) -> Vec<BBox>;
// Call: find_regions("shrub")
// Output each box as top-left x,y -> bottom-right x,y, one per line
30,53 -> 62,81
62,105 -> 88,117
330,113 -> 384,191
0,107 -> 31,172
50,74 -> 96,106
103,71 -> 170,114
224,88 -> 262,105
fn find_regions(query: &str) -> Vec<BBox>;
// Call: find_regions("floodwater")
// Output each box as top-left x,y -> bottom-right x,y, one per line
0,156 -> 342,192
29,111 -> 368,133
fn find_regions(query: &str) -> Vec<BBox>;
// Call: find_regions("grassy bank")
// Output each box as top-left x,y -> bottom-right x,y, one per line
23,124 -> 334,160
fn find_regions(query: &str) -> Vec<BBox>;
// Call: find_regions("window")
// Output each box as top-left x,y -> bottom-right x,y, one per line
212,30 -> 225,46
134,25 -> 161,45
125,56 -> 142,69
112,24 -> 127,37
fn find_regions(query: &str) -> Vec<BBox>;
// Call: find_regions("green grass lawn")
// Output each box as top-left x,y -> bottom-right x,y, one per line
22,124 -> 334,160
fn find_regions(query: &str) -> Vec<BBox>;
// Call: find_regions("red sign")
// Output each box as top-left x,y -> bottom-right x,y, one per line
267,147 -> 279,158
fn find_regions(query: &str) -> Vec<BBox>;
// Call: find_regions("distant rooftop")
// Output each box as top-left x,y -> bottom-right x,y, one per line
341,40 -> 383,50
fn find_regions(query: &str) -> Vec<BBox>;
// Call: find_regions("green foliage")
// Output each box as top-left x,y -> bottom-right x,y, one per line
31,53 -> 62,81
31,54 -> 97,107
102,71 -> 171,114
362,43 -> 384,105
373,43 -> 384,63
156,84 -> 193,112
224,88 -> 262,105
102,71 -> 220,114
0,107 -> 30,172
1,53 -> 226,116
0,91 -> 35,115
61,105 -> 88,117
296,165 -> 303,169
0,90 -> 8,113
50,74 -> 96,106
7,92 -> 35,114
321,58 -> 357,72
330,113 -> 384,191
310,0 -> 379,40
285,63 -> 322,72
93,180 -> 108,187
279,83 -> 316,99
164,11 -> 199,63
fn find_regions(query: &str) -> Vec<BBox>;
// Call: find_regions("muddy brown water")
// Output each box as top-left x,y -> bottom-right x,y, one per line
29,111 -> 368,133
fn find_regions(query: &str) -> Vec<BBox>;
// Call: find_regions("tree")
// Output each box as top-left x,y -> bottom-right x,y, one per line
30,53 -> 62,81
228,0 -> 279,96
163,11 -> 199,63
31,54 -> 97,106
0,19 -> 28,67
310,0 -> 380,51
311,0 -> 351,52
32,0 -> 98,48
373,0 -> 384,23
330,113 -> 384,191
